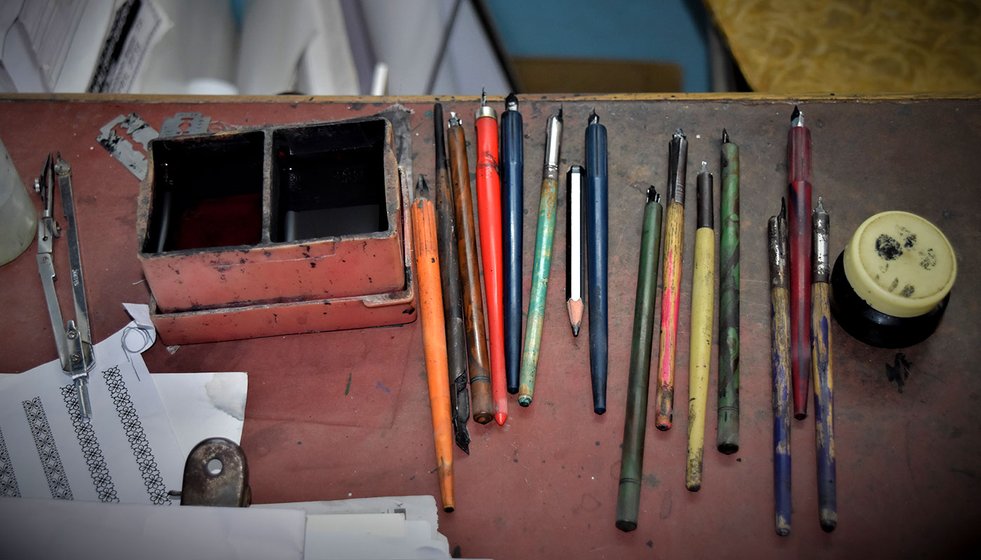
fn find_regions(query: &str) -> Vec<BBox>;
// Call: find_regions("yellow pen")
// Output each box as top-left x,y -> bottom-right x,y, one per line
686,161 -> 715,491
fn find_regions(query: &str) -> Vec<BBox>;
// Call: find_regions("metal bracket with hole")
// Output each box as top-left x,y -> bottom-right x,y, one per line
179,437 -> 251,507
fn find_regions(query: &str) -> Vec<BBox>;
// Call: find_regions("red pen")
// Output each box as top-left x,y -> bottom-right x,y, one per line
475,90 -> 508,426
787,106 -> 812,419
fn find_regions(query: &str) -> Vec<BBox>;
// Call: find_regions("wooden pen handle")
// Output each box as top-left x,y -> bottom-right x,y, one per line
411,190 -> 455,512
447,122 -> 494,424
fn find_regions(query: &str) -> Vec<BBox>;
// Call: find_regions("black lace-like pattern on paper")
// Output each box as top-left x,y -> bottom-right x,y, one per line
0,427 -> 21,497
23,397 -> 73,500
60,385 -> 119,503
102,366 -> 171,505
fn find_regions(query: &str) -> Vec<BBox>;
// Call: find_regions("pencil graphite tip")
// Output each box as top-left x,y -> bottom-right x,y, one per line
722,128 -> 730,143
494,411 -> 507,426
505,92 -> 518,111
791,106 -> 804,127
566,299 -> 584,337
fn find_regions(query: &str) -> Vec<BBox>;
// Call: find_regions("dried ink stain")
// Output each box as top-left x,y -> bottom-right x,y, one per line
876,234 -> 903,260
886,353 -> 912,393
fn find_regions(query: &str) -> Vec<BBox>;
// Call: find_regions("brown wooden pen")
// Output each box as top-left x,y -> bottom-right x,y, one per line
447,112 -> 494,424
411,175 -> 455,512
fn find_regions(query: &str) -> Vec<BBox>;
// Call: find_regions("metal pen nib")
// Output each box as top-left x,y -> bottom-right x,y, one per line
791,106 -> 804,127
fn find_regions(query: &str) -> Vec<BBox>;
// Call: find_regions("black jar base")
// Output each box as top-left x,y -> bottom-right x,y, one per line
830,253 -> 949,349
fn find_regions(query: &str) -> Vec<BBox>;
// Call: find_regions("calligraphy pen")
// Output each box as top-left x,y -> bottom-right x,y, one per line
788,106 -> 813,419
501,93 -> 524,395
686,162 -> 715,492
410,175 -> 455,512
616,187 -> 663,532
584,111 -> 608,414
655,129 -> 688,430
717,129 -> 740,453
811,197 -> 837,532
769,200 -> 792,536
475,90 -> 508,426
433,103 -> 471,452
518,107 -> 563,406
447,113 -> 494,424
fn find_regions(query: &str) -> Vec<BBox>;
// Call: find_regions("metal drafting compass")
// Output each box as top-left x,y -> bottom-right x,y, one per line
35,153 -> 94,418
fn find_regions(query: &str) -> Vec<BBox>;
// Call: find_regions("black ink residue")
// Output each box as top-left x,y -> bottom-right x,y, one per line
886,353 -> 912,393
900,284 -> 915,297
920,248 -> 937,270
888,278 -> 899,292
904,233 -> 917,248
876,234 -> 903,260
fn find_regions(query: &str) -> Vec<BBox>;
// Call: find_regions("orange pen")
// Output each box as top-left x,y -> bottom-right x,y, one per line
410,175 -> 455,512
475,90 -> 508,426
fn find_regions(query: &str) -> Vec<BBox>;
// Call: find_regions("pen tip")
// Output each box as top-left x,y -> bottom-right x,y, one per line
816,196 -> 826,212
494,411 -> 507,426
674,128 -> 686,139
780,197 -> 787,218
588,109 -> 599,125
647,186 -> 660,203
415,174 -> 429,197
700,160 -> 708,172
505,92 -> 518,110
480,88 -> 487,106
722,128 -> 729,143
791,106 -> 803,126
557,105 -> 563,120
448,111 -> 460,126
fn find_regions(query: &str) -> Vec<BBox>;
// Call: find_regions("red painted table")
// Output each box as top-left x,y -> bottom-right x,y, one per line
1,94 -> 979,558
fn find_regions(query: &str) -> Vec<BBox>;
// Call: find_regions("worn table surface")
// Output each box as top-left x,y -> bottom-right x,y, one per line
1,94 -> 979,558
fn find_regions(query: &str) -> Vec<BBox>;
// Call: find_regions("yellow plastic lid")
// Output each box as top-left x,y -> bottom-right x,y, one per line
843,211 -> 956,318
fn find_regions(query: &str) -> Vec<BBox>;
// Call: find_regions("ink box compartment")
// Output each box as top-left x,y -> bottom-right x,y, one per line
135,117 -> 416,344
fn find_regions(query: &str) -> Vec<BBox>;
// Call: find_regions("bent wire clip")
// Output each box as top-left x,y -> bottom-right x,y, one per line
36,153 -> 94,418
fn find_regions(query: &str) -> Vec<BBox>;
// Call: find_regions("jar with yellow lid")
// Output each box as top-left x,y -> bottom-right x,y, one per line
830,211 -> 956,348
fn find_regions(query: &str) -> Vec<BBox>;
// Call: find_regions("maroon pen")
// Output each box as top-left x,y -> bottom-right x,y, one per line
787,106 -> 812,419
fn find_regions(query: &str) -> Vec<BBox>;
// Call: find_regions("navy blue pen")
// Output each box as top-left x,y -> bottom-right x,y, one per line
585,111 -> 608,414
501,93 -> 524,394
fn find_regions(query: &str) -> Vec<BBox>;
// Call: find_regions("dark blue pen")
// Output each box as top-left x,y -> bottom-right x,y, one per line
585,111 -> 608,414
501,93 -> 524,394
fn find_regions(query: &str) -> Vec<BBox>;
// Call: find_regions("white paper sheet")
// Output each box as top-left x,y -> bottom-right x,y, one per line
0,321 -> 183,505
154,371 -> 247,459
0,497 -> 306,560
